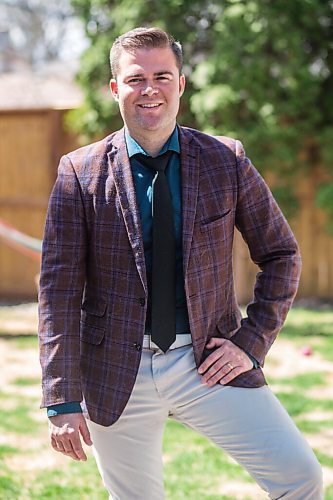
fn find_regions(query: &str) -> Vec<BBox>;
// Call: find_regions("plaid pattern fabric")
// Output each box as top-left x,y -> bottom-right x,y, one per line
38,126 -> 301,426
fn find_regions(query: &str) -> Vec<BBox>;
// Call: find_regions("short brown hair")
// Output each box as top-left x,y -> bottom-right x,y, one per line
110,27 -> 183,78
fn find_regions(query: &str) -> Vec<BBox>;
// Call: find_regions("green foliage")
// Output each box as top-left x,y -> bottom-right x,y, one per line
68,0 -> 333,221
316,182 -> 333,235
271,185 -> 299,220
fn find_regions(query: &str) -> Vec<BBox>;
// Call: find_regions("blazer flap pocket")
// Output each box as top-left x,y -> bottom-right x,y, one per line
80,299 -> 107,339
80,322 -> 105,345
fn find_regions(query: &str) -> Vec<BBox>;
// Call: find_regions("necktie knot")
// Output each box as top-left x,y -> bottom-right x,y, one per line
135,151 -> 172,173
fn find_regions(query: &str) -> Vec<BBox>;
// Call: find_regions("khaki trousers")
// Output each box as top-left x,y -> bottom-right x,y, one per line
87,345 -> 323,500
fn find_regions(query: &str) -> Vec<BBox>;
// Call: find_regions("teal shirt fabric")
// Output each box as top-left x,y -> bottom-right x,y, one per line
46,127 -> 258,417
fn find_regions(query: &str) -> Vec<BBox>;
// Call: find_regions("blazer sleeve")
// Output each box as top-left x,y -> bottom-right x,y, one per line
231,140 -> 301,366
38,155 -> 87,407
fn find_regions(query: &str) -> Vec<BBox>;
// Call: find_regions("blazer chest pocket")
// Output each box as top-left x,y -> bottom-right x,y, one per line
200,209 -> 232,239
80,300 -> 107,345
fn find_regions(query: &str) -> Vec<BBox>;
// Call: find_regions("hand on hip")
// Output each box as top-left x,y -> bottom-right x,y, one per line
198,337 -> 253,386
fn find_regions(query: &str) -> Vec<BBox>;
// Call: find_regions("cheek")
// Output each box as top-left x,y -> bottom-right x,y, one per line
118,88 -> 135,105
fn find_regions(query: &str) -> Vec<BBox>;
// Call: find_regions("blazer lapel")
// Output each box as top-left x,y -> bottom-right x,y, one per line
179,127 -> 200,277
107,129 -> 147,293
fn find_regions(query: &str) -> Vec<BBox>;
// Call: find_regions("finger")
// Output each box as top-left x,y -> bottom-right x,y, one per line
198,349 -> 225,375
51,435 -> 60,451
80,420 -> 93,446
219,365 -> 244,385
61,438 -> 81,461
205,366 -> 231,386
50,435 -> 78,460
69,436 -> 87,461
50,434 -> 64,452
70,432 -> 87,462
202,361 -> 234,385
51,437 -> 78,461
50,431 -> 83,461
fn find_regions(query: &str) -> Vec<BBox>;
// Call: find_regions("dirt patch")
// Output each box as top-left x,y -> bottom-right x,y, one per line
265,337 -> 333,379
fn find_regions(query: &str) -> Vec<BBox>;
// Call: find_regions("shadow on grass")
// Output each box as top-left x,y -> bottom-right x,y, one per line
0,332 -> 37,339
0,334 -> 38,350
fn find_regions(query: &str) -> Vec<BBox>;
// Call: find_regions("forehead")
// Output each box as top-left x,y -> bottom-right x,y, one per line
117,47 -> 179,77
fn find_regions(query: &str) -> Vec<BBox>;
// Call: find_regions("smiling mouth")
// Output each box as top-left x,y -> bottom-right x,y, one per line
138,103 -> 162,109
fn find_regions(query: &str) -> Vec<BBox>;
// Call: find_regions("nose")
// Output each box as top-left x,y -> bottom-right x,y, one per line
141,82 -> 158,97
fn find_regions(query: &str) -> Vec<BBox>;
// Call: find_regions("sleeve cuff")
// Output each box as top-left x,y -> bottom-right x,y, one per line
243,351 -> 260,369
47,401 -> 82,417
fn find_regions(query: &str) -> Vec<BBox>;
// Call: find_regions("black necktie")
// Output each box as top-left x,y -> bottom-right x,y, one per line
135,151 -> 176,352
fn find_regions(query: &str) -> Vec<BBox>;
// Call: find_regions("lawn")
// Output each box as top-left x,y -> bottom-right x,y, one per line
0,303 -> 332,499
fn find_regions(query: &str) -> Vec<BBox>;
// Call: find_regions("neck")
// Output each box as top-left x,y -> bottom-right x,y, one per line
127,125 -> 176,157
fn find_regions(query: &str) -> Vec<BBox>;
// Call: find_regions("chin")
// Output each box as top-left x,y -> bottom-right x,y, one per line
140,123 -> 163,132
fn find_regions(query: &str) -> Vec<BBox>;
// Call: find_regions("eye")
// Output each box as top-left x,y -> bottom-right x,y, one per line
156,75 -> 171,81
127,77 -> 143,84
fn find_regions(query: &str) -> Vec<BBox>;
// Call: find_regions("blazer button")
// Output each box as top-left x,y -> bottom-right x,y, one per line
139,298 -> 145,306
134,342 -> 142,351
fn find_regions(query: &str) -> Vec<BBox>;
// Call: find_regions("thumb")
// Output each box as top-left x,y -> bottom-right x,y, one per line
205,337 -> 224,348
80,419 -> 93,446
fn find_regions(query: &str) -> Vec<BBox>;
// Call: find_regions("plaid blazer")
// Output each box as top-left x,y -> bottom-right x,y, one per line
38,126 -> 301,426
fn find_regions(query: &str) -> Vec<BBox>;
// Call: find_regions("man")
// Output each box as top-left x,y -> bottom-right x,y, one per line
39,27 -> 323,499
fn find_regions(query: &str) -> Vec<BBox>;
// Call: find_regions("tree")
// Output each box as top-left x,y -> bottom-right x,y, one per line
0,0 -> 86,70
68,0 -> 333,223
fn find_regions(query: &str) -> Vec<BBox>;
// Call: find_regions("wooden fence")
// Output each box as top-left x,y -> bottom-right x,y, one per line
234,171 -> 333,304
0,108 -> 79,300
0,108 -> 332,303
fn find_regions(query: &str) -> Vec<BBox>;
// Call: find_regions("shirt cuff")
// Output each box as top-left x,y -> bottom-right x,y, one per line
47,402 -> 82,417
243,351 -> 260,369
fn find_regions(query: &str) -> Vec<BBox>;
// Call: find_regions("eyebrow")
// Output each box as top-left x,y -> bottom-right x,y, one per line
126,71 -> 174,78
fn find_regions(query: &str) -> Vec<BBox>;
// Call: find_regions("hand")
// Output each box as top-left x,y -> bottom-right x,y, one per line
48,413 -> 93,461
198,337 -> 253,386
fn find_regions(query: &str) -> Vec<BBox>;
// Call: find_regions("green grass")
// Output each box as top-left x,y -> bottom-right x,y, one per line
0,445 -> 18,458
325,484 -> 333,500
281,307 -> 333,362
297,419 -> 333,434
272,372 -> 326,389
274,391 -> 333,418
0,476 -> 22,498
0,404 -> 41,435
26,464 -> 109,499
12,377 -> 40,386
0,304 -> 332,498
164,421 -> 253,499
314,450 -> 333,468
6,335 -> 38,349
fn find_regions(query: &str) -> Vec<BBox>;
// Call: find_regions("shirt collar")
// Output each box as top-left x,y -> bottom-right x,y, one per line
125,126 -> 180,158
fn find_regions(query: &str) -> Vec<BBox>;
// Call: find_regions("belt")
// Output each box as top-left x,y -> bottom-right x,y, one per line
143,333 -> 192,351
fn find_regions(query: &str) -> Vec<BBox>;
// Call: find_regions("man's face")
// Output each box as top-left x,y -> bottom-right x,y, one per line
110,46 -> 185,140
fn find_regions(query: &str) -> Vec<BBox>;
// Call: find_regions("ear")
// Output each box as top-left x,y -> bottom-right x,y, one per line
110,79 -> 119,102
179,74 -> 186,97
